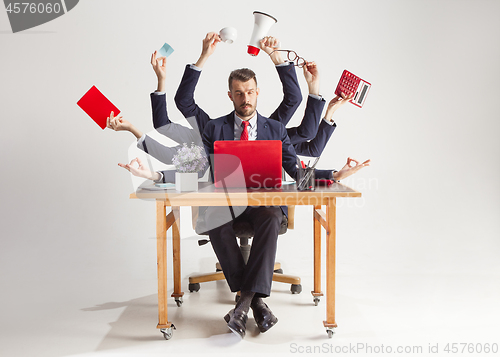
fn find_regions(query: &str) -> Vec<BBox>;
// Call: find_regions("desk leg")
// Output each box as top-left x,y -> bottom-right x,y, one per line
171,206 -> 184,306
156,200 -> 173,333
312,205 -> 323,305
324,197 -> 337,337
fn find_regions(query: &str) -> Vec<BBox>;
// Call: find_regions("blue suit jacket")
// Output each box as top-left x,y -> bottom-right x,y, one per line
171,64 -> 334,152
201,111 -> 333,216
151,92 -> 339,156
173,63 -> 319,141
202,112 -> 298,179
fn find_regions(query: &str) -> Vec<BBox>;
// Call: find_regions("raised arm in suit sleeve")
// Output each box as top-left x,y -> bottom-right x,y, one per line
268,62 -> 302,126
201,119 -> 217,182
293,119 -> 337,157
174,65 -> 212,134
279,123 -> 299,181
286,94 -> 325,145
150,91 -> 202,145
150,92 -> 170,129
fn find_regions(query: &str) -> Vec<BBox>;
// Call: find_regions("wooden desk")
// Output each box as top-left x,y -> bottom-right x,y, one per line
131,182 -> 361,339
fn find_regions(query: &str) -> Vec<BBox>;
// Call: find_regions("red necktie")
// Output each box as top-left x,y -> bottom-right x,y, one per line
240,121 -> 249,141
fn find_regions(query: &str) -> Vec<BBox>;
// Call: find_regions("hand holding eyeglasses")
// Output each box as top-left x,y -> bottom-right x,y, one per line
303,61 -> 320,96
270,49 -> 307,68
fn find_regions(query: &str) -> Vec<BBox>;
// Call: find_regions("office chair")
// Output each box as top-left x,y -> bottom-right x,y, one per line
187,206 -> 302,295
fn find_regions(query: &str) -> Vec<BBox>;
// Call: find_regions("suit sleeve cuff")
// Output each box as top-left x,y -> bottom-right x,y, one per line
275,61 -> 290,67
331,170 -> 338,182
154,171 -> 165,183
322,117 -> 336,126
308,94 -> 324,101
137,134 -> 147,145
152,91 -> 165,95
189,64 -> 202,71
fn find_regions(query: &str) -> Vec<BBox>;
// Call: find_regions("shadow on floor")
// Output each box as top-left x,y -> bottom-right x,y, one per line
81,280 -> 249,351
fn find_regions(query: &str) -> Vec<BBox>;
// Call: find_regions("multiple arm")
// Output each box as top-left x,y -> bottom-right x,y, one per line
106,110 -> 183,167
272,122 -> 363,183
174,32 -> 220,134
150,51 -> 201,141
175,34 -> 304,136
293,119 -> 335,157
107,117 -> 196,184
260,37 -> 303,126
278,61 -> 324,145
112,32 -> 369,183
293,92 -> 353,157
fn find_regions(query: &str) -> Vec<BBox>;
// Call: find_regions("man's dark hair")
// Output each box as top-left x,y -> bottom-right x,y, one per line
228,68 -> 257,91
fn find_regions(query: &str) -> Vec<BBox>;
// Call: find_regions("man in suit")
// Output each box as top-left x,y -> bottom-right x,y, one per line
113,66 -> 369,338
200,67 -> 369,339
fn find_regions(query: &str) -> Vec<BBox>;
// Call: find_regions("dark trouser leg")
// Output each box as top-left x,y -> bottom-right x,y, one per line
240,206 -> 283,297
206,206 -> 246,292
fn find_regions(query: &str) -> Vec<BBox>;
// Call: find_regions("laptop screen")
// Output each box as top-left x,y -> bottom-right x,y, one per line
213,140 -> 282,188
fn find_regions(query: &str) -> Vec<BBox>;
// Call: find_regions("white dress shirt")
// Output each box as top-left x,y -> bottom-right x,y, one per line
233,112 -> 257,140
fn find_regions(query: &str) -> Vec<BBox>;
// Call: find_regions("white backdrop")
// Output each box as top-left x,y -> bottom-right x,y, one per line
1,0 -> 499,355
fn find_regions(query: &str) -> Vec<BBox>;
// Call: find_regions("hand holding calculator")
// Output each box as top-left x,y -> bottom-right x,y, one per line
334,70 -> 371,108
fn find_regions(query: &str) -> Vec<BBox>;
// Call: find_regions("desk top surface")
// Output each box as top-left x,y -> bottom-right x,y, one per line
130,182 -> 361,206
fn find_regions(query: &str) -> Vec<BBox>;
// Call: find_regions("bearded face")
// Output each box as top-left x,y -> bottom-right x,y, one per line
228,79 -> 259,120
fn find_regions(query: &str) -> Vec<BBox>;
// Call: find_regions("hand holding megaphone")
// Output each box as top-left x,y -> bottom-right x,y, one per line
247,11 -> 278,56
260,36 -> 281,52
260,36 -> 284,65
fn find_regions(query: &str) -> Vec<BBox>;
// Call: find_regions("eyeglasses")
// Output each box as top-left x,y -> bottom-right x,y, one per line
270,49 -> 307,68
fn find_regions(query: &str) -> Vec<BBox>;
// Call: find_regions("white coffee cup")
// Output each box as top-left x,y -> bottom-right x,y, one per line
219,27 -> 237,44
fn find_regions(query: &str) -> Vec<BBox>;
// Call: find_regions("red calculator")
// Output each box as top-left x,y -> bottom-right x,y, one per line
334,70 -> 371,108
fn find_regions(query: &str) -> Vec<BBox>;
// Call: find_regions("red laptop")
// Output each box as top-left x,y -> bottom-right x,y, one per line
213,140 -> 282,188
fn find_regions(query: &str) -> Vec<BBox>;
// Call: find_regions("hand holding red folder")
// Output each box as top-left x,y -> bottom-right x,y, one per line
77,86 -> 120,129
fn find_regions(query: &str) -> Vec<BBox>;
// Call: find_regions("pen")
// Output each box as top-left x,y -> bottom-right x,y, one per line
299,157 -> 320,190
310,157 -> 320,169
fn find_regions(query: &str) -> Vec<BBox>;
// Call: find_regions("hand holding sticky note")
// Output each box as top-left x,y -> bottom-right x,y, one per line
158,43 -> 174,58
77,86 -> 120,130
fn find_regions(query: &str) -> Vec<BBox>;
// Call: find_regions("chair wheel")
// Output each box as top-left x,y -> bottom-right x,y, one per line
274,268 -> 283,274
313,297 -> 320,306
189,283 -> 200,292
327,328 -> 335,338
175,298 -> 183,307
160,325 -> 176,340
291,284 -> 302,294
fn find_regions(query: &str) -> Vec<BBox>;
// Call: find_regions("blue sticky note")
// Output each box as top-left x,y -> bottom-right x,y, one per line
158,43 -> 174,58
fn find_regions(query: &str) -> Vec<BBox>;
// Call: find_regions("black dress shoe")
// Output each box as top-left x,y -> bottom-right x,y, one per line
251,302 -> 278,333
224,309 -> 248,339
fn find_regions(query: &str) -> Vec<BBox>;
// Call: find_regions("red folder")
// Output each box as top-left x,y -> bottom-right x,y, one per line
77,86 -> 120,129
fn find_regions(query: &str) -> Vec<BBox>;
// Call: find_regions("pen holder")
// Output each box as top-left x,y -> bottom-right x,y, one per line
297,167 -> 315,191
